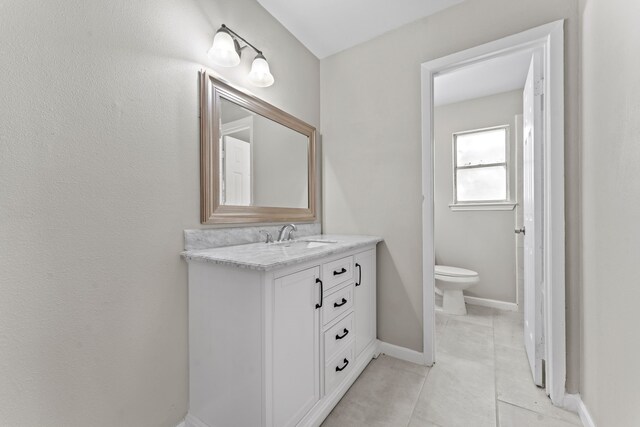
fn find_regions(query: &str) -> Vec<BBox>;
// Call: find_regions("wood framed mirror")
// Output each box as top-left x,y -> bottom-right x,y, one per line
199,71 -> 317,224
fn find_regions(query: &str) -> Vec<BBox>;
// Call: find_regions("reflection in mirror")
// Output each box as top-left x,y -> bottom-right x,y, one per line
219,98 -> 309,209
199,71 -> 316,224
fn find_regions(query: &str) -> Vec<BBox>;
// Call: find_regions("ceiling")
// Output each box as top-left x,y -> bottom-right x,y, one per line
257,0 -> 466,59
434,49 -> 533,106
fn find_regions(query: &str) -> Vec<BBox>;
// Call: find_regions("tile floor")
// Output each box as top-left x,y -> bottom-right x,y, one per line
322,305 -> 582,427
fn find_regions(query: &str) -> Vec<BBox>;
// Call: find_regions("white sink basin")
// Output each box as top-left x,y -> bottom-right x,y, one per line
271,239 -> 338,249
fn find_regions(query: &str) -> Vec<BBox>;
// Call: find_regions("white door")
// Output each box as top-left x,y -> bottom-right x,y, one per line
354,249 -> 376,356
223,135 -> 251,205
522,51 -> 545,387
273,267 -> 321,427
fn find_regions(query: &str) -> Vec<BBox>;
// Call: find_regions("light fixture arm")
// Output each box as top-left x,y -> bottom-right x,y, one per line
221,24 -> 263,56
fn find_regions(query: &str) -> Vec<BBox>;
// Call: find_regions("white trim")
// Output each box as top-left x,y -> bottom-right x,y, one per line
464,295 -> 518,311
421,19 -> 566,402
174,422 -> 185,427
185,414 -> 209,427
421,42 -> 436,367
564,394 -> 597,427
543,20 -> 567,405
449,202 -> 516,211
378,340 -> 426,366
452,124 -> 512,206
220,116 -> 254,206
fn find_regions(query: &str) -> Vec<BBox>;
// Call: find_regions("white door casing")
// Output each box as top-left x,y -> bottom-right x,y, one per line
420,20 -> 566,404
523,50 -> 545,387
223,135 -> 251,206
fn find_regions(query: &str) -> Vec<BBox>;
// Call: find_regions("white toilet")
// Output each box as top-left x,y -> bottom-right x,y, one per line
435,265 -> 480,315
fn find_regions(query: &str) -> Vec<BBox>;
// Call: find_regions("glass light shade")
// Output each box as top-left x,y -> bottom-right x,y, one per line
208,29 -> 240,67
248,54 -> 275,87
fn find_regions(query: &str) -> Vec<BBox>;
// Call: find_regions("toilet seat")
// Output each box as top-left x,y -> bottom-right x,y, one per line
435,265 -> 478,278
435,265 -> 479,285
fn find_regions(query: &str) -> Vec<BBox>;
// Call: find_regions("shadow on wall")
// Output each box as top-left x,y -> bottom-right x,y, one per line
377,242 -> 424,352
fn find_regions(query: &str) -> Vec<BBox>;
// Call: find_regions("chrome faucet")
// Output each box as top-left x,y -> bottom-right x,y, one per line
277,224 -> 297,242
259,230 -> 274,244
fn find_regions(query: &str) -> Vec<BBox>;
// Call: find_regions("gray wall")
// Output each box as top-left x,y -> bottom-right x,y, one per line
434,90 -> 523,303
0,1 -> 319,426
580,0 -> 640,425
252,117 -> 309,208
321,0 -> 580,392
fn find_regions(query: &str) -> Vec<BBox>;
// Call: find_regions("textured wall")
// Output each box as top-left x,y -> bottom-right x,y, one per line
434,90 -> 522,303
321,0 -> 581,391
580,0 -> 640,424
0,1 -> 319,426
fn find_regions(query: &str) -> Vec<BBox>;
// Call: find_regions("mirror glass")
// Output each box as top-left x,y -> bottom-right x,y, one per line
199,72 -> 316,224
219,98 -> 309,209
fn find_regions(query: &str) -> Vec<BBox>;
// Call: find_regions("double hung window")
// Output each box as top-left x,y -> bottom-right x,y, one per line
452,126 -> 513,209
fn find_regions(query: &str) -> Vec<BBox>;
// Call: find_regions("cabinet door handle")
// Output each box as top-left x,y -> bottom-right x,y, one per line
333,267 -> 347,276
335,328 -> 349,340
333,298 -> 347,308
315,278 -> 323,309
355,263 -> 362,286
335,358 -> 350,372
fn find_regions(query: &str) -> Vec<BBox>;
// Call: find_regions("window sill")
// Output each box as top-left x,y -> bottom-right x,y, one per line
449,202 -> 517,211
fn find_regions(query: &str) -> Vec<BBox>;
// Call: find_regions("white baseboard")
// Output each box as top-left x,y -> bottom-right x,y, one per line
378,340 -> 425,365
464,295 -> 518,311
564,394 -> 596,427
184,414 -> 209,427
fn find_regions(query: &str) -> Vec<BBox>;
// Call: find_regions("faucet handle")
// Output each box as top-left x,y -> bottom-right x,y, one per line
288,224 -> 297,241
259,230 -> 273,244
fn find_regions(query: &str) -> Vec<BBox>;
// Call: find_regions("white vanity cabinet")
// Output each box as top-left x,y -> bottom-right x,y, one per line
184,239 -> 380,427
272,267 -> 321,427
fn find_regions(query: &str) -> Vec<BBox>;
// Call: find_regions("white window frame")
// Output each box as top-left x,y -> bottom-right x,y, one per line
449,124 -> 516,211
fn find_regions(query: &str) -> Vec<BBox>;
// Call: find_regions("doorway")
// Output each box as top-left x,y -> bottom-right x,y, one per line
421,20 -> 566,405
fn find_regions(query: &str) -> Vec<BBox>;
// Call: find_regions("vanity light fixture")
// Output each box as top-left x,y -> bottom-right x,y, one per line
208,26 -> 241,67
208,24 -> 275,87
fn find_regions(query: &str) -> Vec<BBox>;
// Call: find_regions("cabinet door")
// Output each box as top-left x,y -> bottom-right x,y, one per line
354,249 -> 376,357
273,267 -> 321,427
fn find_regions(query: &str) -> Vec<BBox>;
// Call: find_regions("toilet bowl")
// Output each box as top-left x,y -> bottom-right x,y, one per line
435,265 -> 479,315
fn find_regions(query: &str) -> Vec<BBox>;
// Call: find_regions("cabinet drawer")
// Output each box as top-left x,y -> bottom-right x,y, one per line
322,256 -> 354,291
322,283 -> 354,326
325,343 -> 355,396
324,312 -> 354,361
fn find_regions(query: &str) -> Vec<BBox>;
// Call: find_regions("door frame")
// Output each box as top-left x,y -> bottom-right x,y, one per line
221,116 -> 254,205
420,20 -> 566,405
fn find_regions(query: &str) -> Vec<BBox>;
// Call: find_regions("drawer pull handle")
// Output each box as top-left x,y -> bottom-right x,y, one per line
355,263 -> 362,286
335,328 -> 349,340
315,278 -> 323,309
333,267 -> 347,276
334,298 -> 347,308
336,358 -> 350,372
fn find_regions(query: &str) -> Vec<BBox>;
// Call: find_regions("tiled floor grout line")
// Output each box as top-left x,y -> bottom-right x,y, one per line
324,307 -> 581,426
405,368 -> 430,427
496,396 -> 583,426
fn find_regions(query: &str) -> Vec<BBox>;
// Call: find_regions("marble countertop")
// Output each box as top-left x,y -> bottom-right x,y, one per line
181,234 -> 383,271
